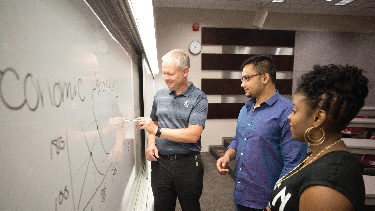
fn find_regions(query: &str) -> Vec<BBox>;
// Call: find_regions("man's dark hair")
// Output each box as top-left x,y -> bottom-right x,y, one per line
241,55 -> 276,83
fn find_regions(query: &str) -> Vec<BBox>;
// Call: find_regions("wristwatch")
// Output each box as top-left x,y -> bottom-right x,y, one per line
155,125 -> 162,137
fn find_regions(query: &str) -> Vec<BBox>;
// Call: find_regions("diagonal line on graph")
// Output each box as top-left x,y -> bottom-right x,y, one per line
93,106 -> 109,155
82,163 -> 113,211
77,148 -> 92,210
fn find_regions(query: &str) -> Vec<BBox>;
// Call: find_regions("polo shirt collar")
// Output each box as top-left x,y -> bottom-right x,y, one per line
169,82 -> 194,97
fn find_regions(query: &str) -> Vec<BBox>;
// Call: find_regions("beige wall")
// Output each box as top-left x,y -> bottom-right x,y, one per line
293,31 -> 375,102
153,7 -> 375,152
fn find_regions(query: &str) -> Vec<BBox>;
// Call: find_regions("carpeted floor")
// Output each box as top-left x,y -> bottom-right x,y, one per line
176,152 -> 235,211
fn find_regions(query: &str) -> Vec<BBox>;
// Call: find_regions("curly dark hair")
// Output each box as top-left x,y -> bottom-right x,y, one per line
296,64 -> 369,131
240,55 -> 276,83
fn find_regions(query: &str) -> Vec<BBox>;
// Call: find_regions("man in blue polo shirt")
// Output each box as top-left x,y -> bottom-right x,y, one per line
137,49 -> 208,211
216,55 -> 307,211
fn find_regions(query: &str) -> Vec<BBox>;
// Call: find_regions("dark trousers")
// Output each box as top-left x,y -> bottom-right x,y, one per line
235,203 -> 265,211
151,153 -> 204,211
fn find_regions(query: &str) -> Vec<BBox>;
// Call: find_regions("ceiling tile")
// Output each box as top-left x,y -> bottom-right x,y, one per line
153,0 -> 375,16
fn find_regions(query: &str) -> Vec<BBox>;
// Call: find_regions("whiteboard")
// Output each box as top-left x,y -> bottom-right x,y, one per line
0,0 -> 140,210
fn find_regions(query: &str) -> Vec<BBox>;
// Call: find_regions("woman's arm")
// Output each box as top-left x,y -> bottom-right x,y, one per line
299,185 -> 355,211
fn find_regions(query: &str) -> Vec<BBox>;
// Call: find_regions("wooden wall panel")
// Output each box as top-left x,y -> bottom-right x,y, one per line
202,27 -> 295,47
208,103 -> 243,119
275,79 -> 293,95
202,79 -> 243,95
202,54 -> 294,71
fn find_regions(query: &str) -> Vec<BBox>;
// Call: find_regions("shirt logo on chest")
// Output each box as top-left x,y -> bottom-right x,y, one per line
184,100 -> 190,107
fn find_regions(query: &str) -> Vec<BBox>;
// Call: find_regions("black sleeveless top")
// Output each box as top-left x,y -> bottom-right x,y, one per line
268,151 -> 365,211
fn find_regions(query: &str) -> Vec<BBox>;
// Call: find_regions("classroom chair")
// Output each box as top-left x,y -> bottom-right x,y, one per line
341,116 -> 367,138
361,154 -> 375,176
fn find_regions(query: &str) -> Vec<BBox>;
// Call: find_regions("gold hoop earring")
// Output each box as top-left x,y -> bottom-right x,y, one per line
304,126 -> 325,146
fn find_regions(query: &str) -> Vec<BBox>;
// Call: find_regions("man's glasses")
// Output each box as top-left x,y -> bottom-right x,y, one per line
241,74 -> 261,82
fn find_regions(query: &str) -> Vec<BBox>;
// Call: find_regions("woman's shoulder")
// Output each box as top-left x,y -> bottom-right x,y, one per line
300,150 -> 365,211
317,151 -> 358,169
305,151 -> 359,179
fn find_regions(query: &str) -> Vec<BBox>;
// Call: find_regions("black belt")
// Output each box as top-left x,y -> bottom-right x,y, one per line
160,151 -> 199,161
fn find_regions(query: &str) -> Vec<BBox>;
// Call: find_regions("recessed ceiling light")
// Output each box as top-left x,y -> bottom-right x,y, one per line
335,0 -> 355,6
272,0 -> 285,2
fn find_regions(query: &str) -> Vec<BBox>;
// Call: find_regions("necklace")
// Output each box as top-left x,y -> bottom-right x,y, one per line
274,138 -> 343,189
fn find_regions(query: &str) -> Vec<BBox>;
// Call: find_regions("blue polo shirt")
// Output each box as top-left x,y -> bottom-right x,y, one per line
228,91 -> 307,209
150,82 -> 208,155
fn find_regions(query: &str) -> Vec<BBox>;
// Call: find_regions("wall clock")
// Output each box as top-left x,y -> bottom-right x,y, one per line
188,41 -> 202,55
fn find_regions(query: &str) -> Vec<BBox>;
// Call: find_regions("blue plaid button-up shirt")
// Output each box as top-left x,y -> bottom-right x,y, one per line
228,91 -> 307,209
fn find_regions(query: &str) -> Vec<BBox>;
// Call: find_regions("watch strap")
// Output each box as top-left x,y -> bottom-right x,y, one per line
155,125 -> 162,137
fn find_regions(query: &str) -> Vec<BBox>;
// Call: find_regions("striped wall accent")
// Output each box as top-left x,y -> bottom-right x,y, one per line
201,79 -> 293,95
202,54 -> 294,71
201,27 -> 295,119
201,27 -> 295,47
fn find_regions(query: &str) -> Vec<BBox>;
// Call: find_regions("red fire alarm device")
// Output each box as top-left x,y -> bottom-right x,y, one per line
193,23 -> 199,31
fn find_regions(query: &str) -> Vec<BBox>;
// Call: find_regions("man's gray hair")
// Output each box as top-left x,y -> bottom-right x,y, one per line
162,49 -> 190,71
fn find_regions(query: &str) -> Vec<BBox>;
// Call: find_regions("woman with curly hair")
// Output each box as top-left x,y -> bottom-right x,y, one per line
267,64 -> 369,211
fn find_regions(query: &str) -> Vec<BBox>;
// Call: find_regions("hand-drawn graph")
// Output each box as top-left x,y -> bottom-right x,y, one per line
0,66 -> 135,210
0,1 -> 139,210
50,92 -> 134,211
75,111 -> 126,210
